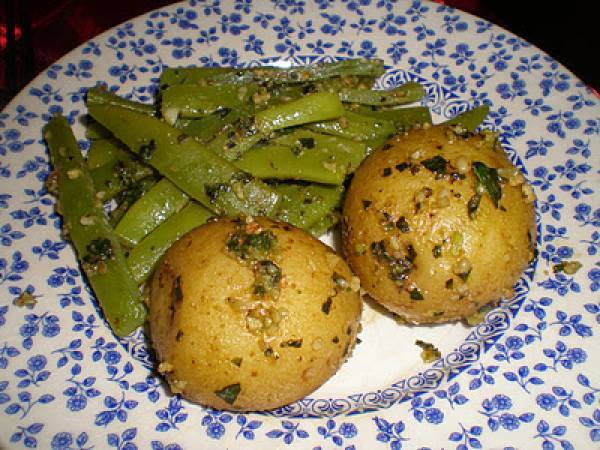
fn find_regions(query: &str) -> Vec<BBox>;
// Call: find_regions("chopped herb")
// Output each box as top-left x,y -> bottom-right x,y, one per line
298,137 -> 315,149
409,288 -> 424,300
354,243 -> 367,255
415,340 -> 441,363
395,162 -> 409,172
433,245 -> 442,258
472,162 -> 501,208
406,244 -> 417,262
445,278 -> 454,289
172,276 -> 183,303
332,272 -> 350,291
139,139 -> 156,160
553,260 -> 582,275
231,357 -> 243,367
322,297 -> 333,314
205,183 -> 231,204
382,167 -> 392,177
458,268 -> 472,282
280,338 -> 303,348
396,216 -> 410,233
226,229 -> 277,261
362,199 -> 372,210
83,238 -> 113,265
14,291 -> 37,308
332,336 -> 339,344
254,260 -> 281,295
214,383 -> 241,405
421,155 -> 448,176
176,329 -> 184,342
467,193 -> 482,219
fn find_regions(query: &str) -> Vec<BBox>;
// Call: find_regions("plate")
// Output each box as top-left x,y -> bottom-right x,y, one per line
1,0 -> 598,448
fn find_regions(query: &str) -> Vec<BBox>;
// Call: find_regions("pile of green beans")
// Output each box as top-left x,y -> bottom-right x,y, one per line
46,58 -> 489,337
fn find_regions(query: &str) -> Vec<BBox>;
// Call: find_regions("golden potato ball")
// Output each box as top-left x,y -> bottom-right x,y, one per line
342,125 -> 536,324
149,216 -> 362,411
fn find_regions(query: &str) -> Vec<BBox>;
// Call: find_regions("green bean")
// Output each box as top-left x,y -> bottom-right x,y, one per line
90,156 -> 155,202
86,139 -> 123,170
87,103 -> 280,217
159,66 -> 238,90
127,202 -> 212,285
443,104 -> 490,132
274,182 -> 343,231
84,118 -> 112,140
45,115 -> 146,336
109,177 -> 157,226
115,178 -> 190,247
338,82 -> 425,106
255,92 -> 344,132
309,110 -> 396,141
87,87 -> 155,116
174,105 -> 254,142
350,105 -> 432,130
207,58 -> 385,85
307,211 -> 339,237
235,137 -> 365,185
161,84 -> 258,124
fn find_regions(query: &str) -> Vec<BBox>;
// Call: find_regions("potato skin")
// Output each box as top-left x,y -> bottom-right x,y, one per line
343,125 -> 536,324
149,217 -> 361,411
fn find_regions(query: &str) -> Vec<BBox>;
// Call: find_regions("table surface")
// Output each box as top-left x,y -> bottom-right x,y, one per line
0,0 -> 598,109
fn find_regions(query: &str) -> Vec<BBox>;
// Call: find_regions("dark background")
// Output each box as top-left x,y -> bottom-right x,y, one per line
1,0 -> 598,107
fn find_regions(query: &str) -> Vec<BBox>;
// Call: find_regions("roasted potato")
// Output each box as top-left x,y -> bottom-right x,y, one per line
342,125 -> 536,324
149,216 -> 362,411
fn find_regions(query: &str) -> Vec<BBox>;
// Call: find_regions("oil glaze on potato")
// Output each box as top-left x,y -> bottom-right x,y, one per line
149,217 -> 362,411
342,125 -> 536,324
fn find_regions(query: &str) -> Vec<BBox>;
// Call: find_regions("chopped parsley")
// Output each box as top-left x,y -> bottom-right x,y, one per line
409,287 -> 424,300
322,297 -> 333,314
432,245 -> 442,258
415,340 -> 441,363
280,338 -> 303,348
214,383 -> 241,405
467,193 -> 482,219
421,155 -> 448,176
139,139 -> 156,160
226,229 -> 277,261
472,162 -> 501,208
553,260 -> 582,275
83,238 -> 113,265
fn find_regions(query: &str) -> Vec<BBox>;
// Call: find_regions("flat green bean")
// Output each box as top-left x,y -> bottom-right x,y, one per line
109,177 -> 157,226
45,115 -> 146,336
115,178 -> 190,247
255,92 -> 344,132
235,137 -> 364,185
159,66 -> 238,90
350,105 -> 432,130
127,202 -> 212,285
275,182 -> 343,231
443,104 -> 490,132
87,87 -> 155,116
309,110 -> 396,141
339,82 -> 425,106
161,84 -> 258,124
86,138 -> 138,170
88,103 -> 280,217
207,59 -> 385,85
90,156 -> 155,202
174,105 -> 254,142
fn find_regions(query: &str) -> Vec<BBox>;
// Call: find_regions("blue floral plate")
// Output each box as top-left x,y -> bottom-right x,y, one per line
1,0 -> 599,448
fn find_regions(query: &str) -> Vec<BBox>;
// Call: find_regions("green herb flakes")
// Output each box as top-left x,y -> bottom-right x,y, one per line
553,260 -> 582,275
322,297 -> 333,314
214,383 -> 241,405
280,338 -> 303,348
415,339 -> 441,363
467,193 -> 482,219
433,245 -> 442,258
409,287 -> 424,300
472,162 -> 501,208
421,155 -> 448,176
